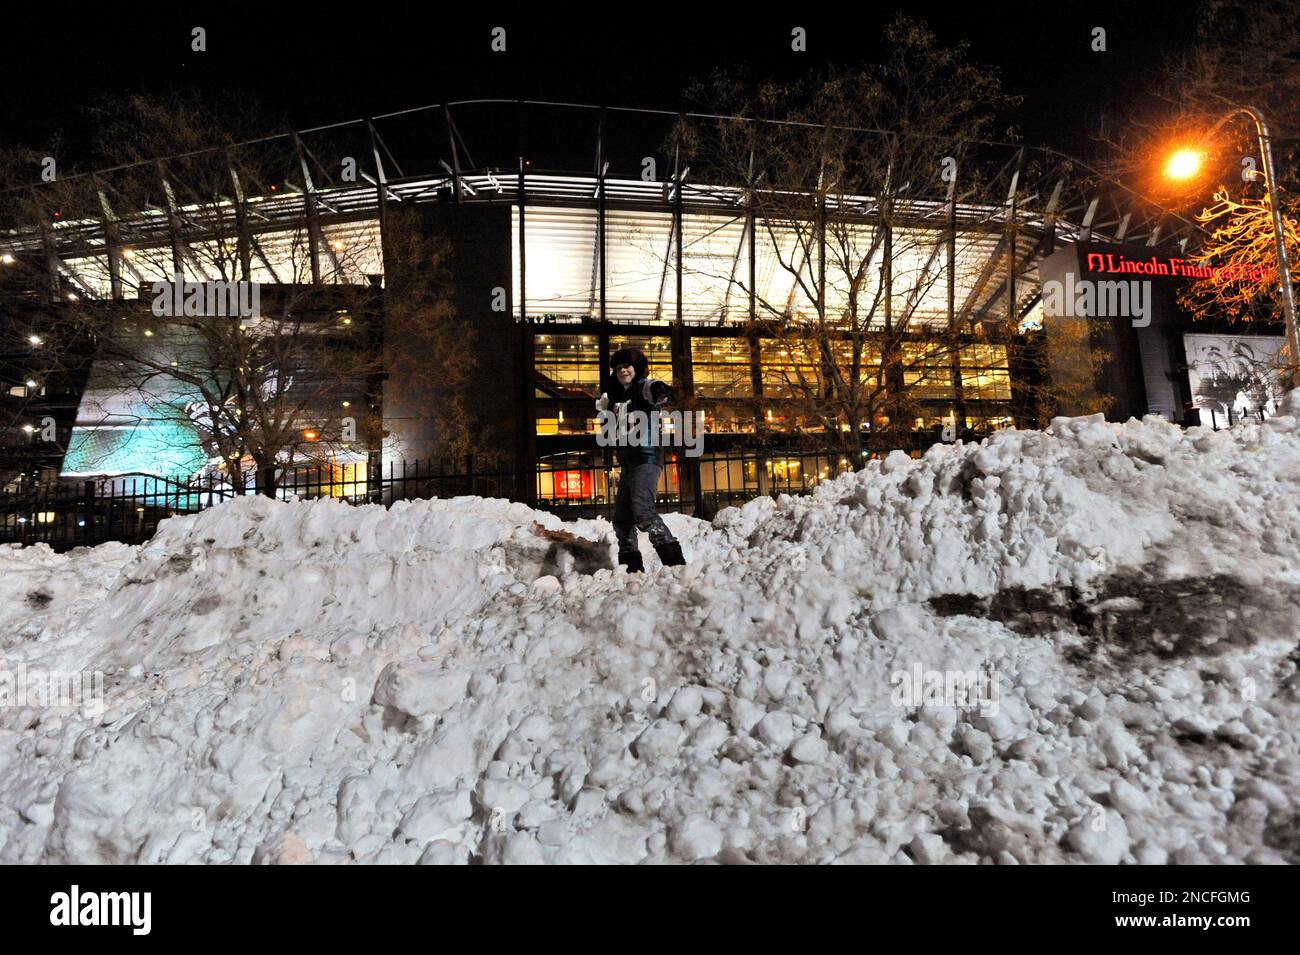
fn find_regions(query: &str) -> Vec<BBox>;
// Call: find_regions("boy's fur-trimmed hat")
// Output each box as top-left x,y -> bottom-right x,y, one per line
610,346 -> 650,378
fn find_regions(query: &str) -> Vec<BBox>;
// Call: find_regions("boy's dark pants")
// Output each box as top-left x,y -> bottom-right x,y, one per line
613,463 -> 676,556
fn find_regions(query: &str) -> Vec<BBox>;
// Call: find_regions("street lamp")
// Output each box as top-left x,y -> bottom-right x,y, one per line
1167,106 -> 1300,375
1165,148 -> 1204,181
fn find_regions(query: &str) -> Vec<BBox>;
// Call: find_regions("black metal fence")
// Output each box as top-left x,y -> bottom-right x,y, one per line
1,447 -> 885,550
1201,405 -> 1275,430
0,456 -> 511,551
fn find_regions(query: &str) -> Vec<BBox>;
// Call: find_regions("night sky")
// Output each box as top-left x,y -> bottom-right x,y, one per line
3,3 -> 1202,169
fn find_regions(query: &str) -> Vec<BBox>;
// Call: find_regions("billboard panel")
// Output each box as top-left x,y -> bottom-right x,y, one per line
1183,333 -> 1288,420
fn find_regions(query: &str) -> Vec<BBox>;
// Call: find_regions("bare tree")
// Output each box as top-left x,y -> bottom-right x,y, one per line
0,94 -> 474,492
675,16 -> 1027,455
1177,189 -> 1300,326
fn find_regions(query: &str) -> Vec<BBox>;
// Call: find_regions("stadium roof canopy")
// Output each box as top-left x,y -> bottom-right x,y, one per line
0,100 -> 1203,327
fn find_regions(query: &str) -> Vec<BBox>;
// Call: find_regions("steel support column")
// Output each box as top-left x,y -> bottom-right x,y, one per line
444,105 -> 463,205
945,164 -> 966,430
1004,150 -> 1025,334
225,149 -> 254,281
1079,197 -> 1100,242
94,178 -> 123,299
748,148 -> 757,327
518,153 -> 528,324
367,120 -> 389,240
156,161 -> 186,278
292,133 -> 324,284
816,147 -> 827,325
598,331 -> 610,403
598,326 -> 612,479
516,323 -> 537,505
673,138 -> 684,327
749,332 -> 765,438
670,322 -> 702,513
597,108 -> 607,323
34,191 -> 60,299
515,104 -> 537,504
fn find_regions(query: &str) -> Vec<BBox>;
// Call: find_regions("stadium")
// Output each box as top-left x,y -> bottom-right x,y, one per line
0,100 -> 1287,540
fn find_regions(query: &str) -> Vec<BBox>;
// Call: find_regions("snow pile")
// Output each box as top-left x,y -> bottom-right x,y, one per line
2,397 -> 1300,864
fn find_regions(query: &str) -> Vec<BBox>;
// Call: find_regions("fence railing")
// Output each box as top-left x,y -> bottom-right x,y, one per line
0,446 -> 885,550
1201,405 -> 1275,431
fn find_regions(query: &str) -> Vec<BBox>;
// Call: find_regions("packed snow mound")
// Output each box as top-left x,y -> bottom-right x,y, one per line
2,399 -> 1300,864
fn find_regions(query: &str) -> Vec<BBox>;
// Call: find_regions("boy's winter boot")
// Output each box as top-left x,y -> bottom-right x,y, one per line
654,541 -> 685,567
619,550 -> 645,573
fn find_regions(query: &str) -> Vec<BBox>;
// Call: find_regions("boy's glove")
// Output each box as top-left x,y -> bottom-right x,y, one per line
595,392 -> 609,413
647,380 -> 673,405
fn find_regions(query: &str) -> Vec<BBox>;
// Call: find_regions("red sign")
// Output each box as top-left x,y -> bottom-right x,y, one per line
1084,251 -> 1267,283
553,469 -> 592,499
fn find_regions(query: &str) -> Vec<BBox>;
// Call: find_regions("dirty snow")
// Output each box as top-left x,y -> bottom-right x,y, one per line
2,395 -> 1300,864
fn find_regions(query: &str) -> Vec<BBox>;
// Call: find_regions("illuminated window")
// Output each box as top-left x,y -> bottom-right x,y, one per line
697,406 -> 754,433
759,338 -> 821,399
959,344 -> 1013,401
692,337 -> 751,398
535,335 -> 604,437
768,458 -> 803,483
535,335 -> 600,391
902,342 -> 956,400
326,461 -> 368,499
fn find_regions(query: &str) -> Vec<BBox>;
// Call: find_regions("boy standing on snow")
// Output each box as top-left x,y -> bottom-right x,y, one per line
596,346 -> 686,572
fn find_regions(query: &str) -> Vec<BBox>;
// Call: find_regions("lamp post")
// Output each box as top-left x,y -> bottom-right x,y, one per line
1169,106 -> 1300,375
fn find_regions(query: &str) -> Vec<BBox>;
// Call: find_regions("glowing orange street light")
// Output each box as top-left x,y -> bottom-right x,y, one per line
1163,148 -> 1204,181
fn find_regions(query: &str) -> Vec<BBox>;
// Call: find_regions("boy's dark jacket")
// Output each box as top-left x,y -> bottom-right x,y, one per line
607,347 -> 672,467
